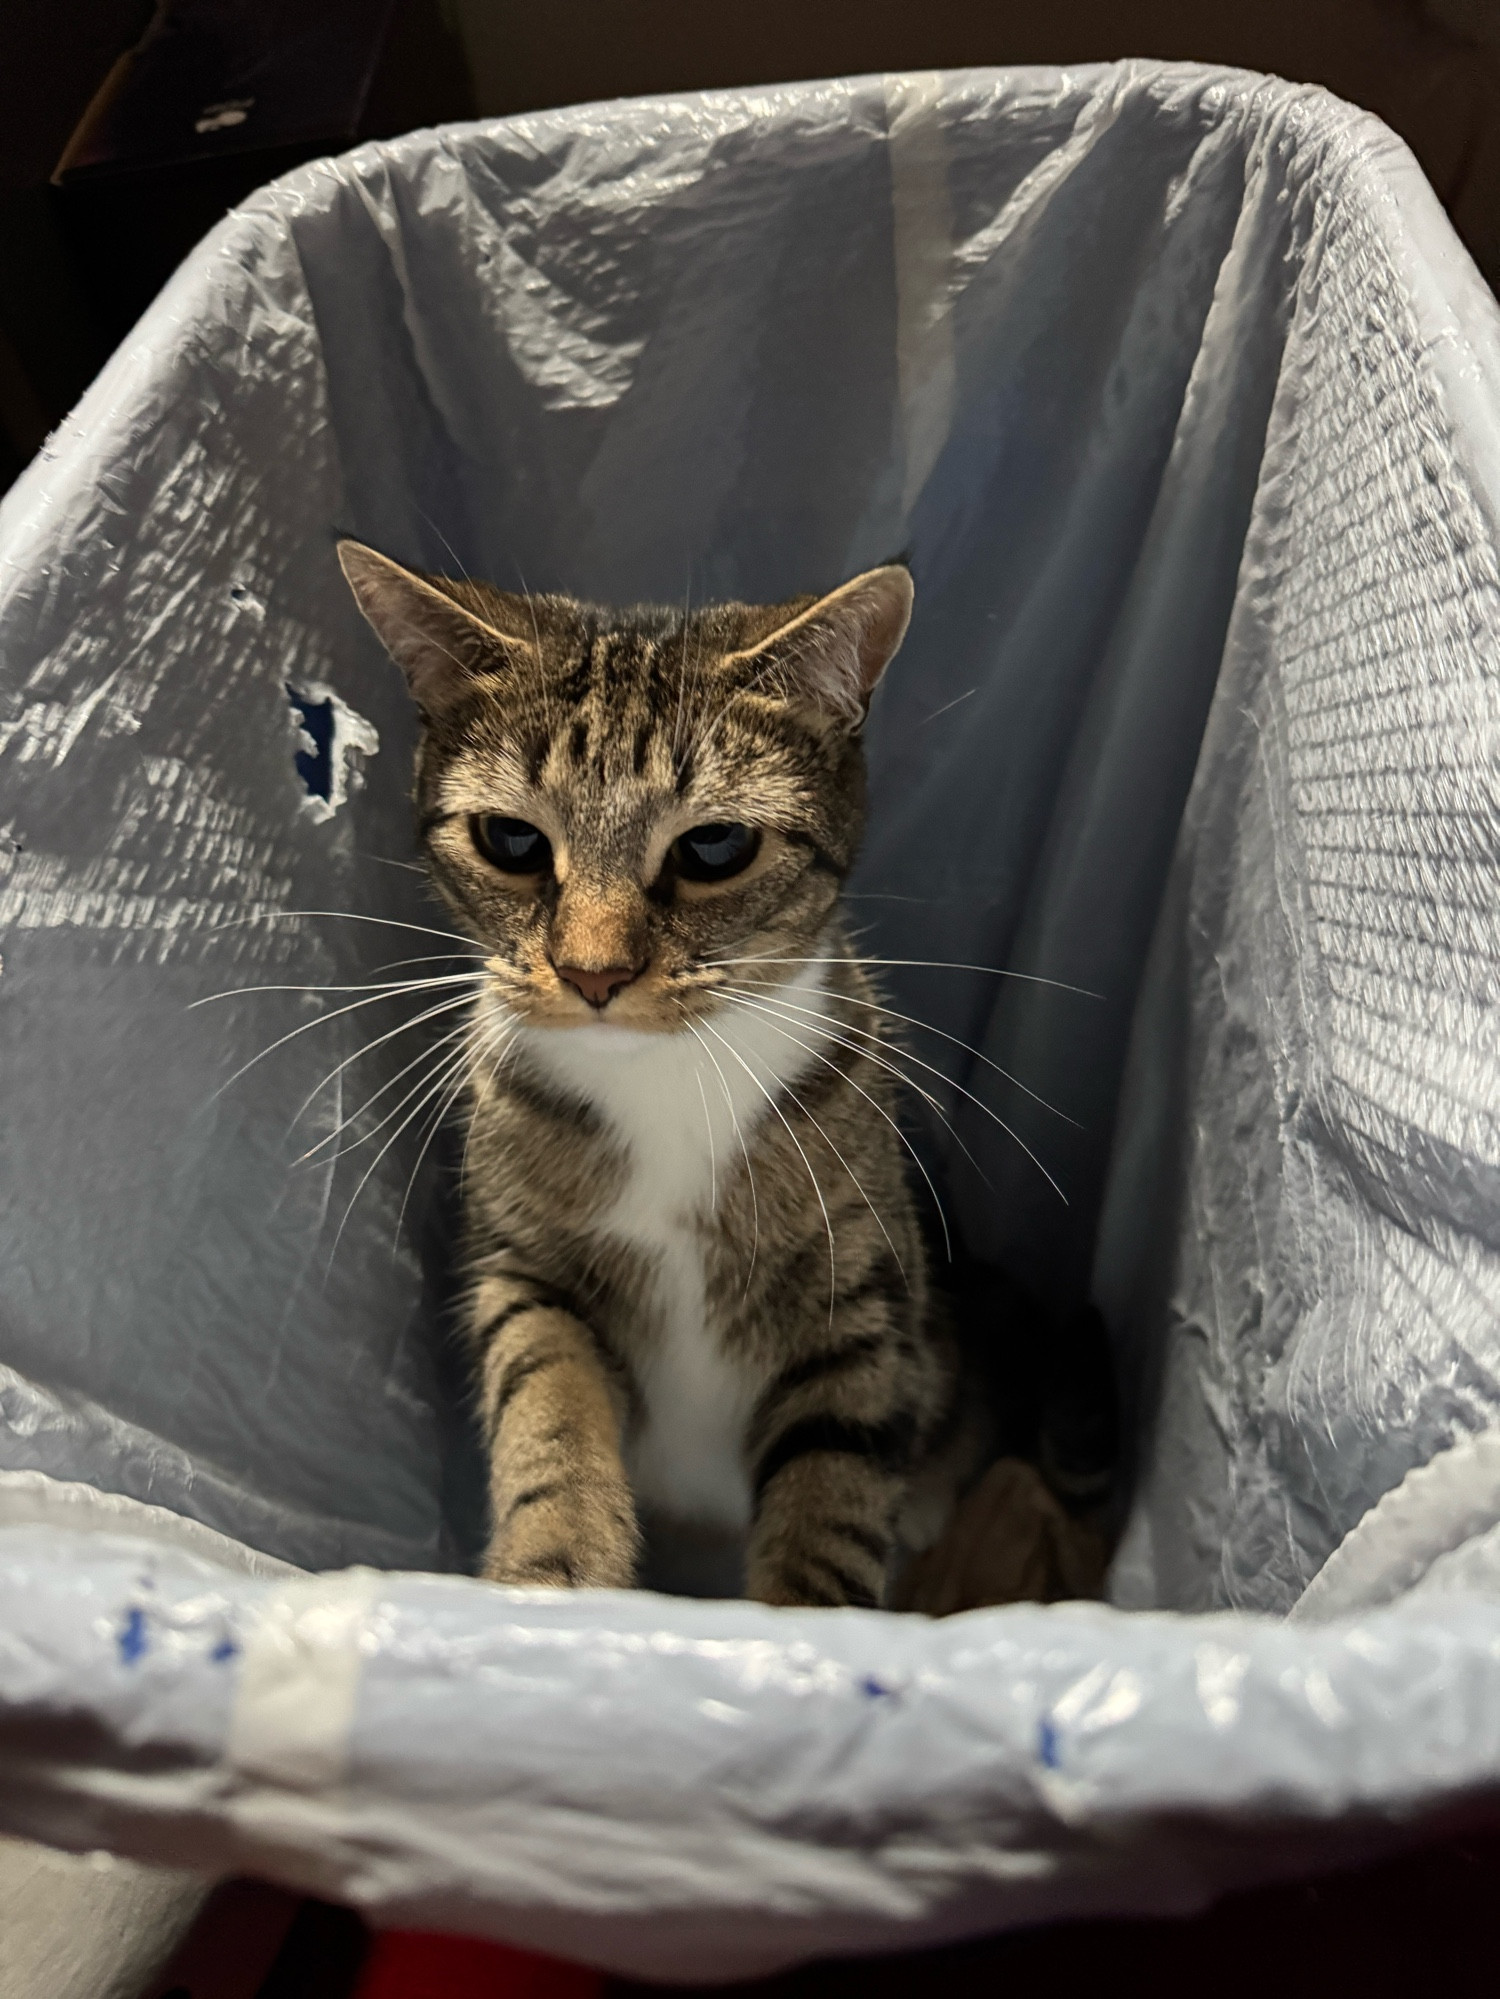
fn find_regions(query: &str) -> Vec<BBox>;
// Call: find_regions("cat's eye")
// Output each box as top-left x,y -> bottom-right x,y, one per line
673,822 -> 759,883
472,815 -> 552,874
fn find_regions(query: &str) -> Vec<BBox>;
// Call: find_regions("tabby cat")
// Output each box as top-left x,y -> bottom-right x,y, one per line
338,541 -> 965,1606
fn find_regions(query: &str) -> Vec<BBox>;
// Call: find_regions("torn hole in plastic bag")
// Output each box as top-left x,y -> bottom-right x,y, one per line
286,682 -> 379,824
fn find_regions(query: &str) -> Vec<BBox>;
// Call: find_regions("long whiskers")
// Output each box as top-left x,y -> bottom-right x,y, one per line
395,1014 -> 518,1247
325,1020 -> 494,1273
737,1011 -> 912,1283
458,1006 -> 521,1195
693,1066 -> 717,1213
215,910 -> 487,951
202,971 -> 487,1102
714,992 -> 952,1262
196,919 -> 497,1252
195,971 -> 484,1007
712,982 -> 988,1185
719,976 -> 1078,1126
681,1016 -> 760,1293
715,980 -> 1068,1204
697,1014 -> 838,1326
703,953 -> 1103,999
294,1003 -> 477,1162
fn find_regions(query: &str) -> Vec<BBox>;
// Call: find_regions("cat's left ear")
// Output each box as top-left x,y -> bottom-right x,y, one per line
336,539 -> 534,722
725,564 -> 914,731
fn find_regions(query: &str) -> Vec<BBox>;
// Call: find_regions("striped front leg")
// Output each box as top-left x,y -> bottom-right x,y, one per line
744,1321 -> 924,1609
471,1271 -> 640,1590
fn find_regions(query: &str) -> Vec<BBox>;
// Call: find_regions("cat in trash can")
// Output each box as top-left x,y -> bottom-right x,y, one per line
338,543 -> 1009,1607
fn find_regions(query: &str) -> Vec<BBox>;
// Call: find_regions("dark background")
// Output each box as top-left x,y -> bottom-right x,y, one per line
1,1 -> 1498,492
8,4 -> 1500,1992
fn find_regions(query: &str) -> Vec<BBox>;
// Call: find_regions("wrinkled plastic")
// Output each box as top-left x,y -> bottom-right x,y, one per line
5,1504 -> 1500,1981
2,59 -> 1500,1976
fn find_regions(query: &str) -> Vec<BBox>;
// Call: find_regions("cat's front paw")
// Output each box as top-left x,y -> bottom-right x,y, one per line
481,1546 -> 635,1590
481,1495 -> 640,1591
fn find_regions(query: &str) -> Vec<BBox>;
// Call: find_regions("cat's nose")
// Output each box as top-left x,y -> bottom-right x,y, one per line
555,962 -> 641,1009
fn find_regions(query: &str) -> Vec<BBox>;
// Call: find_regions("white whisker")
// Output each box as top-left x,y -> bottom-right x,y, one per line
414,506 -> 474,584
295,1001 -> 477,1159
715,992 -> 952,1263
324,1029 -> 483,1273
206,974 -> 484,1102
704,954 -> 1102,999
217,909 -> 486,950
723,976 -> 1078,1126
761,1059 -> 907,1289
718,982 -> 1066,1204
682,1017 -> 760,1293
694,1064 -> 717,1214
308,1018 -> 475,1166
193,971 -> 483,1008
396,1018 -> 515,1247
712,983 -> 988,1186
698,1015 -> 837,1326
459,1008 -> 520,1193
365,951 -> 490,978
359,853 -> 428,874
920,685 -> 976,724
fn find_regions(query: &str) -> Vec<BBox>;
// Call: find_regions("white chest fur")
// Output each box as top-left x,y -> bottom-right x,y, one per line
512,964 -> 832,1531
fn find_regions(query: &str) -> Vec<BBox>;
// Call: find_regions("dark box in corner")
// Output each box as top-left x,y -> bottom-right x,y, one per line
51,0 -> 475,351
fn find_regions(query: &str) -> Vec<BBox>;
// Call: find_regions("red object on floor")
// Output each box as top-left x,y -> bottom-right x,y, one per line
354,1929 -> 603,1999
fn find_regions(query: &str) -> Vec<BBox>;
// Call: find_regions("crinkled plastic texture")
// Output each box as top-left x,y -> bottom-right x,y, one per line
1,59 -> 1500,1979
5,1502 -> 1500,1982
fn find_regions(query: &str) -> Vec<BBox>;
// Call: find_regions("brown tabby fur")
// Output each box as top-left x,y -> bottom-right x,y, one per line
339,541 -> 966,1607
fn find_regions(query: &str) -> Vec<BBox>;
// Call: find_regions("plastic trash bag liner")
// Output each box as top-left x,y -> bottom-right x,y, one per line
2,59 -> 1500,1980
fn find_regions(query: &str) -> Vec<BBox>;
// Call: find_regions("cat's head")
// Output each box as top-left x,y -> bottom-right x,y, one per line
337,542 -> 912,1032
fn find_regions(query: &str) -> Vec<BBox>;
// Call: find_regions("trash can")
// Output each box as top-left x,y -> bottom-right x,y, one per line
2,61 -> 1499,1983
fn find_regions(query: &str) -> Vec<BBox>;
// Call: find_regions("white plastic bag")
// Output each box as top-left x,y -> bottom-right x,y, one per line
2,61 -> 1499,1979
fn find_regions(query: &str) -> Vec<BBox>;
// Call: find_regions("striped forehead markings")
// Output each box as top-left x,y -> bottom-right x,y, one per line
489,624 -> 799,799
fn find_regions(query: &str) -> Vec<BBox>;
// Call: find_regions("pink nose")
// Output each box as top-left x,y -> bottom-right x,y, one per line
556,963 -> 640,1009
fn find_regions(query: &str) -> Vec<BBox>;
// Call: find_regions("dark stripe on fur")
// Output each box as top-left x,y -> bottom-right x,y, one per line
753,1412 -> 918,1500
476,1277 -> 578,1340
513,1551 -> 578,1584
502,1063 -> 602,1133
832,1254 -> 906,1309
802,1553 -> 882,1608
825,1518 -> 892,1565
773,1562 -> 878,1609
477,1297 -> 537,1347
489,1348 -> 565,1421
759,1333 -> 884,1410
504,1479 -> 565,1519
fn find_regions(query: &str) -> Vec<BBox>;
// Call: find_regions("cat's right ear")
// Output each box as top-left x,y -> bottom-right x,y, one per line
336,540 -> 531,722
